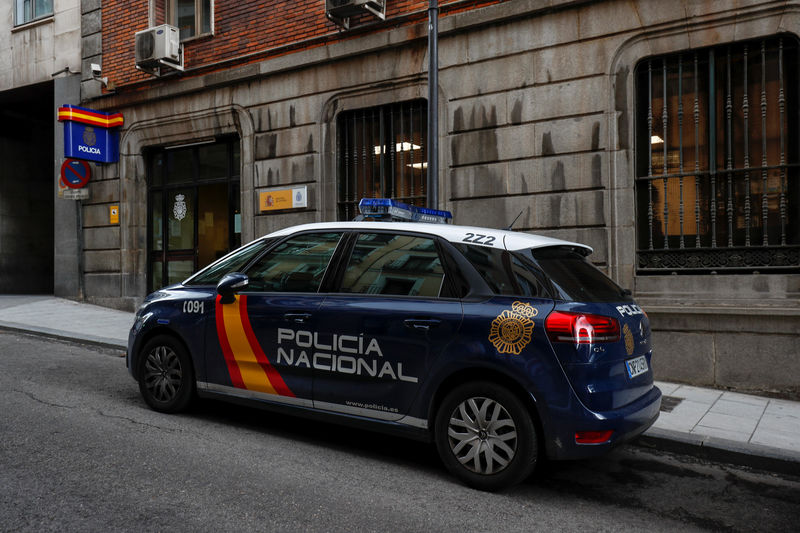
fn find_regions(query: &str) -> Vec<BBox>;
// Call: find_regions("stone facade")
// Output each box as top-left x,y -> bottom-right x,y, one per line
79,0 -> 799,395
0,0 -> 81,91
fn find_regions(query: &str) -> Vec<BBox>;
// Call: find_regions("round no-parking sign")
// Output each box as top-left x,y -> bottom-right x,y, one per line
60,159 -> 91,189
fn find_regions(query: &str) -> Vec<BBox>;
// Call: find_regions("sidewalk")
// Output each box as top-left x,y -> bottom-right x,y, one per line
0,295 -> 130,350
1,295 -> 798,476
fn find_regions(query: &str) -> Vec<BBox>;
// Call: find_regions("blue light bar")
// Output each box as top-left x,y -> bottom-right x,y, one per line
358,198 -> 452,223
414,205 -> 453,223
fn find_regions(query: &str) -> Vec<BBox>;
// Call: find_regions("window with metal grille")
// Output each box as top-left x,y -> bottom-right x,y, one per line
635,36 -> 799,273
337,100 -> 428,221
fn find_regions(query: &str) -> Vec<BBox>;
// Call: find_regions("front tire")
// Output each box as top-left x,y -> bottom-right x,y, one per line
137,334 -> 195,413
434,382 -> 538,491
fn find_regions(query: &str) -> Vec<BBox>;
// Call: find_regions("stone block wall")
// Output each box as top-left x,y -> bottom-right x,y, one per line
79,0 -> 800,392
81,0 -> 103,100
0,0 -> 81,91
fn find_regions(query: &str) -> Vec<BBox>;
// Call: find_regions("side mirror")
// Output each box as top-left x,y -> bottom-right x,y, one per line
217,272 -> 249,304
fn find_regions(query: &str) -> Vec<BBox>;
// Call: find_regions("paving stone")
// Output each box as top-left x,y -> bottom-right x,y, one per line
652,416 -> 699,433
764,400 -> 800,417
720,391 -> 771,408
671,385 -> 724,404
754,412 -> 800,435
750,416 -> 800,452
697,411 -> 758,436
654,399 -> 710,431
709,399 -> 767,419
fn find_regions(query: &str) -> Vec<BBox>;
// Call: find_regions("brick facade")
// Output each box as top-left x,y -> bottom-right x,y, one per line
101,0 -> 500,88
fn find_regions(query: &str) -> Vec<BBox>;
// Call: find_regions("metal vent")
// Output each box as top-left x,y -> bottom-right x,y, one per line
136,31 -> 155,62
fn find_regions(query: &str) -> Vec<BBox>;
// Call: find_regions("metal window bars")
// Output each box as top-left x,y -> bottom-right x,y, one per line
636,36 -> 799,272
337,100 -> 428,221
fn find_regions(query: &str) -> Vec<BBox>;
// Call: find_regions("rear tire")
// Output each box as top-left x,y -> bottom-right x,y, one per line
137,334 -> 195,413
434,381 -> 538,491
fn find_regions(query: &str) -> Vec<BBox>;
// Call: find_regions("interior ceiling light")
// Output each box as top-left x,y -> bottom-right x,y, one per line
374,142 -> 421,155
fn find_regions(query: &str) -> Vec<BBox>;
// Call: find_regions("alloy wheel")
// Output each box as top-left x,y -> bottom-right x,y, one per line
447,396 -> 518,475
143,345 -> 183,403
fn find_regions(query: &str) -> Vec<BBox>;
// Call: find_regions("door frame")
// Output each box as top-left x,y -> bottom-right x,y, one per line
146,137 -> 241,292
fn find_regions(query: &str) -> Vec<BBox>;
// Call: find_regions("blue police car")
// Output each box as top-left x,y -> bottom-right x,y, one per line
127,199 -> 661,491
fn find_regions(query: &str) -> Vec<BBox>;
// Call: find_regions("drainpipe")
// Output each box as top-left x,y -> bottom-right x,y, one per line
427,0 -> 439,209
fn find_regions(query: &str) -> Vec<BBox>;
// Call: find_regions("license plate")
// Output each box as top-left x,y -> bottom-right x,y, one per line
625,355 -> 648,378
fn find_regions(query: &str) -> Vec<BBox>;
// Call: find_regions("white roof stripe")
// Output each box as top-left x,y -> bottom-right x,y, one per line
265,221 -> 592,253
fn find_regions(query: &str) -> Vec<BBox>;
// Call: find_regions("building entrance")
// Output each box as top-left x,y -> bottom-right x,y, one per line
0,81 -> 54,293
147,138 -> 240,292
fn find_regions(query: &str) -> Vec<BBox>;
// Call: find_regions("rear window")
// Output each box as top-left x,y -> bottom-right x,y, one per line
525,247 -> 632,303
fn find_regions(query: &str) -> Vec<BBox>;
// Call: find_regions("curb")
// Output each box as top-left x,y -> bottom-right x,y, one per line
634,426 -> 800,477
0,322 -> 127,352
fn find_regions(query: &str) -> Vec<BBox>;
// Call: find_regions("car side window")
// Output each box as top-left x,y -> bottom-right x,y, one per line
454,243 -> 550,298
340,233 -> 446,297
245,233 -> 343,293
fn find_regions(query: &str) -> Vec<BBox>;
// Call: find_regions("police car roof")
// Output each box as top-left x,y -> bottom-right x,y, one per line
264,221 -> 592,253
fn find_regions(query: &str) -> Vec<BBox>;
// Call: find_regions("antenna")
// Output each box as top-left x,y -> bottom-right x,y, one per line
504,210 -> 524,231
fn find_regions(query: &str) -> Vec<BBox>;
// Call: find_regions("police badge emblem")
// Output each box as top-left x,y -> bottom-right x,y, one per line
623,324 -> 635,356
173,194 -> 187,221
488,301 -> 538,355
83,126 -> 97,147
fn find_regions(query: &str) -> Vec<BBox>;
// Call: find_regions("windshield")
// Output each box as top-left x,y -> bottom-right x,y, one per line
184,238 -> 273,286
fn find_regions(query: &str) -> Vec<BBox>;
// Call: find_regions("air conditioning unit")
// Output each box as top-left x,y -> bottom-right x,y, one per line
135,24 -> 184,76
326,0 -> 386,30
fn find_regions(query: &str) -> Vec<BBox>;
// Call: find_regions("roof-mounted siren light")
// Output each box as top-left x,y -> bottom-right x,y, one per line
326,0 -> 386,30
135,24 -> 184,77
357,198 -> 452,224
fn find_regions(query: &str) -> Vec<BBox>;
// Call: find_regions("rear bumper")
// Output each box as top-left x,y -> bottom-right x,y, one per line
543,385 -> 662,460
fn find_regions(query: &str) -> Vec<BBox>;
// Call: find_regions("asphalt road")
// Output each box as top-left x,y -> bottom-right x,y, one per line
1,330 -> 798,532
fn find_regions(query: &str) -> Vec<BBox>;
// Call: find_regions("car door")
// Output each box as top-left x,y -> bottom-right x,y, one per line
311,231 -> 463,421
204,231 -> 345,408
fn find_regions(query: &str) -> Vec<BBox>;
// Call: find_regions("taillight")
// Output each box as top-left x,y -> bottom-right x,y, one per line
545,311 -> 620,344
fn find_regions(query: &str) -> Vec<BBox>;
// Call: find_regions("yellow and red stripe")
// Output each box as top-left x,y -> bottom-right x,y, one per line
57,105 -> 124,128
215,294 -> 294,397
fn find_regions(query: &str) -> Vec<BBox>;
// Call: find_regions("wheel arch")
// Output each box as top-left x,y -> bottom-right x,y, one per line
427,367 -> 545,445
132,326 -> 195,380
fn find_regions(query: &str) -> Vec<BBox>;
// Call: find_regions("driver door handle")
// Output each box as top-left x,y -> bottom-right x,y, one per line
404,318 -> 441,331
284,312 -> 312,323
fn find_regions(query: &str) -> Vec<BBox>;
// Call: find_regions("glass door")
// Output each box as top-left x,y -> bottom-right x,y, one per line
147,138 -> 241,292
